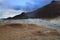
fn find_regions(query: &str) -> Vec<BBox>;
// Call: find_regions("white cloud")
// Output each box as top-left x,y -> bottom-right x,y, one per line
0,0 -> 25,19
0,9 -> 24,19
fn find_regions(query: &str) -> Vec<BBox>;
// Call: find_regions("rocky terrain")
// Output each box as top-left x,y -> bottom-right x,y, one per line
0,23 -> 60,40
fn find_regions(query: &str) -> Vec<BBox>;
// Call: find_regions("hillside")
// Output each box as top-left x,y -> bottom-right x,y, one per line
6,1 -> 60,19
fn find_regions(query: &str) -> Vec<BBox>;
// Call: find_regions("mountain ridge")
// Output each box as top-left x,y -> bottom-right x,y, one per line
6,1 -> 60,19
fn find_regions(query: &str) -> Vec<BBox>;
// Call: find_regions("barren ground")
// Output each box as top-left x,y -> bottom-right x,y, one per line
0,23 -> 60,40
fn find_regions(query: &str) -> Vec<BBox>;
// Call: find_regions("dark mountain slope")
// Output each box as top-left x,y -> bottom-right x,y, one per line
32,1 -> 60,19
7,1 -> 60,19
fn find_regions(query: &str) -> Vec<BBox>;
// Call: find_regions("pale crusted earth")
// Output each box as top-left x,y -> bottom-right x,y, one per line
0,23 -> 60,40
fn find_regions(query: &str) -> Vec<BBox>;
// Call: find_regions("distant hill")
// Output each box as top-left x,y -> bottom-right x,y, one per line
6,1 -> 60,19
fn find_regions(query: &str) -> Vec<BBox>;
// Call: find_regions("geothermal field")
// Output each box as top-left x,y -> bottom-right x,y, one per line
0,19 -> 60,40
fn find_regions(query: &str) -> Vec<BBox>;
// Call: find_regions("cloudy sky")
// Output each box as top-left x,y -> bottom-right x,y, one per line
0,0 -> 57,19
